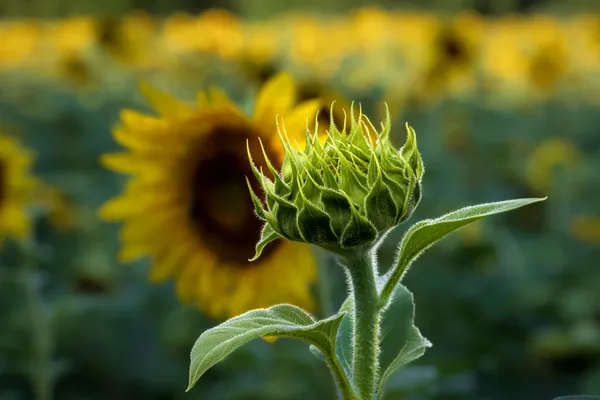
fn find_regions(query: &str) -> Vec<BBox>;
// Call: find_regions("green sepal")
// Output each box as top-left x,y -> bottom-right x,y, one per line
338,152 -> 369,206
400,123 -> 417,162
348,122 -> 371,158
398,165 -> 419,223
296,179 -> 339,244
245,176 -> 268,221
340,195 -> 378,248
273,199 -> 302,241
249,224 -> 280,262
258,137 -> 290,193
317,184 -> 354,235
364,156 -> 398,231
261,173 -> 302,240
245,173 -> 284,233
313,150 -> 338,188
380,168 -> 407,215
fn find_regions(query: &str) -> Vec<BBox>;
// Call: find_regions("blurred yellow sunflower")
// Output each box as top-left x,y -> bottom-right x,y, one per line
0,21 -> 41,70
524,18 -> 570,96
421,13 -> 482,100
100,73 -> 320,319
295,81 -> 355,137
0,135 -> 38,245
96,12 -> 158,68
525,137 -> 580,194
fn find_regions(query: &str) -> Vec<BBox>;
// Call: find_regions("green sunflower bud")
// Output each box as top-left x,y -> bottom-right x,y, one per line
247,104 -> 424,259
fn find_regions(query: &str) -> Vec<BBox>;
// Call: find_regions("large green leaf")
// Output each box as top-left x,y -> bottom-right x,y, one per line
380,366 -> 437,399
310,296 -> 354,380
380,197 -> 546,304
335,297 -> 354,380
377,326 -> 431,398
379,285 -> 416,372
376,284 -> 432,398
187,304 -> 345,391
329,284 -> 427,393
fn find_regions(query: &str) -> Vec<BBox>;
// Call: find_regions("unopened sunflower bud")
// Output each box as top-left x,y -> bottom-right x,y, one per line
247,104 -> 424,259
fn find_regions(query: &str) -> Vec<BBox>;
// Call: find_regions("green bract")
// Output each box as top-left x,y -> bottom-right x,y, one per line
247,104 -> 424,258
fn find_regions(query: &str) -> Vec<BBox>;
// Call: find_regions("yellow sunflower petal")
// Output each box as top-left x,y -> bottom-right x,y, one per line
0,204 -> 31,239
120,109 -> 169,132
98,80 -> 319,321
138,81 -> 194,120
118,245 -> 151,263
276,99 -> 322,146
254,72 -> 296,126
149,238 -> 197,282
206,88 -> 245,117
208,87 -> 233,105
196,91 -> 209,108
101,153 -> 175,177
99,190 -> 178,221
119,209 -> 186,245
202,265 -> 237,318
0,134 -> 39,244
113,127 -> 184,154
100,153 -> 139,174
176,262 -> 201,303
227,268 -> 259,315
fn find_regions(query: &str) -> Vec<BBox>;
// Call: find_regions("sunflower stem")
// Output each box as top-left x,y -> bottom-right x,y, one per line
342,248 -> 380,400
20,240 -> 53,400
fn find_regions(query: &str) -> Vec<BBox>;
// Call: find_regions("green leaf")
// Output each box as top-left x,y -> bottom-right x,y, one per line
335,297 -> 354,381
380,366 -> 437,399
377,285 -> 431,398
380,197 -> 547,304
378,326 -> 431,397
187,304 -> 345,391
333,284 -> 430,398
309,296 -> 354,378
379,285 -> 414,371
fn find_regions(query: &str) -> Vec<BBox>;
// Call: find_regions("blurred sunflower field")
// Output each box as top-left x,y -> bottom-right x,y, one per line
1,0 -> 599,398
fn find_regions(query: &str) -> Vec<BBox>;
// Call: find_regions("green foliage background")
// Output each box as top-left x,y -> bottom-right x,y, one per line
1,1 -> 599,400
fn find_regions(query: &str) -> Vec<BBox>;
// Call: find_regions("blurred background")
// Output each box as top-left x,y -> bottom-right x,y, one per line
0,0 -> 599,399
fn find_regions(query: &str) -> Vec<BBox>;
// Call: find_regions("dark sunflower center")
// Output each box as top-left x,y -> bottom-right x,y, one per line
438,30 -> 469,65
241,59 -> 279,87
189,125 -> 280,265
0,160 -> 5,209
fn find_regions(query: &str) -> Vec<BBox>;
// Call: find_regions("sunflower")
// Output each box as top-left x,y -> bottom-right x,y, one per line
0,134 -> 38,245
421,13 -> 482,100
95,12 -> 157,68
100,73 -> 321,319
296,81 -> 353,136
0,21 -> 41,70
238,23 -> 281,83
524,18 -> 569,96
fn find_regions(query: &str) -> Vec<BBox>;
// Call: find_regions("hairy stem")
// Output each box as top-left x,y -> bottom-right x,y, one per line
343,249 -> 380,399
